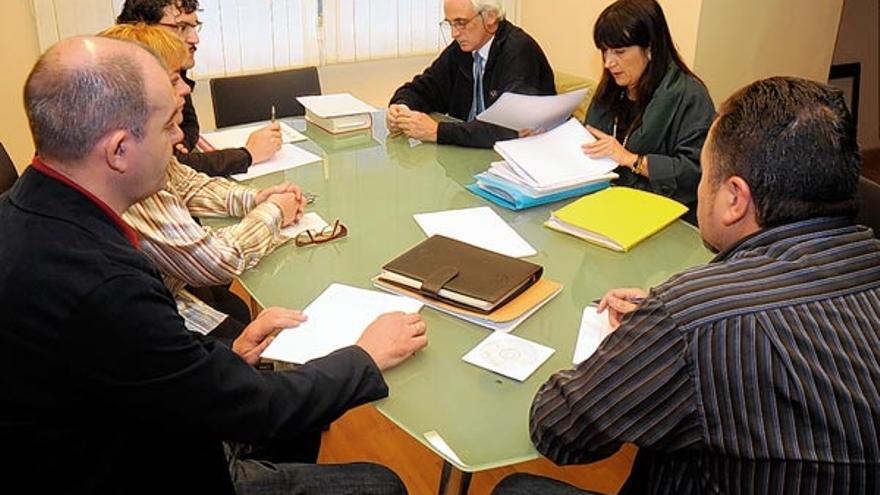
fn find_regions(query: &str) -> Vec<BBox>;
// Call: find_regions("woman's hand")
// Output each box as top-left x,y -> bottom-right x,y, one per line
583,125 -> 638,168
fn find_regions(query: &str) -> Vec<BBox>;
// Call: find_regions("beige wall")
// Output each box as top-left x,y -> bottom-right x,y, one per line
693,0 -> 843,109
520,0 -> 844,110
1,0 -> 41,171
832,0 -> 880,150
519,0 -> 702,81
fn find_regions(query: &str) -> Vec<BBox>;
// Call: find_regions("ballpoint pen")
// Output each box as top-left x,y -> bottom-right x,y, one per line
592,296 -> 645,305
271,104 -> 276,123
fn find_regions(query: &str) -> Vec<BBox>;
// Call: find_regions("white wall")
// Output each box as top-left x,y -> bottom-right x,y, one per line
832,0 -> 880,150
693,0 -> 844,109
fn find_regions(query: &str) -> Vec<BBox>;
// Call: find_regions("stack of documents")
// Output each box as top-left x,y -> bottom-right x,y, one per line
467,118 -> 618,210
297,93 -> 376,134
545,186 -> 688,252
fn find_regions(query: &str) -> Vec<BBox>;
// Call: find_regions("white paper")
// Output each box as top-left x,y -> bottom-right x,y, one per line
423,430 -> 465,466
462,332 -> 555,381
230,144 -> 322,181
280,212 -> 329,239
476,89 -> 589,132
493,118 -> 618,188
413,206 -> 536,258
261,283 -> 423,364
201,122 -> 306,149
573,305 -> 614,364
296,93 -> 377,118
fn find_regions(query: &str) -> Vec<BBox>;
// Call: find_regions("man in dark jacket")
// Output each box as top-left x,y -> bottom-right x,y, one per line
0,35 -> 427,495
117,0 -> 281,176
388,0 -> 556,148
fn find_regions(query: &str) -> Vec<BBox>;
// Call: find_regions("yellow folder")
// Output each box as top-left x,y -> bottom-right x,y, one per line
544,187 -> 688,252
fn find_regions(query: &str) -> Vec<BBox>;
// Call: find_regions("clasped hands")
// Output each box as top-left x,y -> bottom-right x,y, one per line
386,104 -> 439,142
255,182 -> 306,227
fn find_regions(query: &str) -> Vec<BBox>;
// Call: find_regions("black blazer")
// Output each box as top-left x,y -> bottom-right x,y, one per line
176,73 -> 253,176
391,20 -> 556,148
0,167 -> 388,494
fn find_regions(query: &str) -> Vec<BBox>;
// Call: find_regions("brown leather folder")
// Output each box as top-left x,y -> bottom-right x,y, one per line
380,235 -> 543,313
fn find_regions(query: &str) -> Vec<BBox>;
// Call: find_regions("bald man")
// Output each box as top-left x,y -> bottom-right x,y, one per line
0,36 -> 424,495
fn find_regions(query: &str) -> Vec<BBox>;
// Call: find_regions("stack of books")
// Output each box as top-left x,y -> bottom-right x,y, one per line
467,118 -> 619,210
374,235 -> 562,332
296,93 -> 376,134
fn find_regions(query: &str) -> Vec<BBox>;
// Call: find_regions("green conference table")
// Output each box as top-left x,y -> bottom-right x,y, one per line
226,117 -> 713,494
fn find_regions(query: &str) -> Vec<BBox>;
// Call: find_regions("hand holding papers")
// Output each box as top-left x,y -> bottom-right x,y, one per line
476,89 -> 589,132
260,283 -> 423,364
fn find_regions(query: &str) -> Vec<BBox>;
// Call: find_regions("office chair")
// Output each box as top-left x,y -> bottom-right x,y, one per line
857,175 -> 880,238
210,67 -> 321,128
0,142 -> 18,194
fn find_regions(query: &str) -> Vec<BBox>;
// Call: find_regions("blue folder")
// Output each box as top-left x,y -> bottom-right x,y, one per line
466,174 -> 610,211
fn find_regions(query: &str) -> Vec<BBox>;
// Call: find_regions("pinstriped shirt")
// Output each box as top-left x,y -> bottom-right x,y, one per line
123,159 -> 288,334
531,217 -> 880,494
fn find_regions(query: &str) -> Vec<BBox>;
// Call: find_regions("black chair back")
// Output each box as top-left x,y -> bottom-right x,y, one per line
857,175 -> 880,238
0,142 -> 18,194
210,67 -> 321,128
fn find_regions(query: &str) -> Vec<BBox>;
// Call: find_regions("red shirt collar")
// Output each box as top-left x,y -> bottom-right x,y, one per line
31,157 -> 141,249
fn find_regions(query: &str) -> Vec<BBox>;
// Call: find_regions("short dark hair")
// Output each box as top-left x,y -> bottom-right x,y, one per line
24,50 -> 149,161
592,0 -> 700,127
117,0 -> 200,24
710,77 -> 861,227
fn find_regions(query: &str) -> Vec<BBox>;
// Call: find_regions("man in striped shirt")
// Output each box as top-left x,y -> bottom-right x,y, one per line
495,77 -> 880,494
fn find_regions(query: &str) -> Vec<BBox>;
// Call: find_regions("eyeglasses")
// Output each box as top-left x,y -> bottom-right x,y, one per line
295,219 -> 348,247
158,21 -> 203,35
439,10 -> 483,32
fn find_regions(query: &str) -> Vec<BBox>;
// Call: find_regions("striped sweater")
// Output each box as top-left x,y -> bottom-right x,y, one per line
531,217 -> 880,494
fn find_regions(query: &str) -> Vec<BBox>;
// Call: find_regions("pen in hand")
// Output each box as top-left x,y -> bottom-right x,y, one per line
271,104 -> 276,123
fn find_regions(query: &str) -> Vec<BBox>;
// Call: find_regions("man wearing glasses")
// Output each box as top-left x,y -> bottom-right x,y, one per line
387,0 -> 556,148
117,0 -> 282,177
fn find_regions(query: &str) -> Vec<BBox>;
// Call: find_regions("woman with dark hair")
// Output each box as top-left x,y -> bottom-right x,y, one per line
583,0 -> 714,218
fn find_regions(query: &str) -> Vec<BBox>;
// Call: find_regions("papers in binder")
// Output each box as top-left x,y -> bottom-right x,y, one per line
493,118 -> 617,189
230,144 -> 322,181
544,187 -> 688,252
260,283 -> 423,364
573,305 -> 614,364
476,89 -> 589,132
413,206 -> 537,258
201,122 -> 306,150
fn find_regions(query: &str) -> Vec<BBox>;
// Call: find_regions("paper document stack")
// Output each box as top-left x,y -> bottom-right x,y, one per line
297,93 -> 376,134
467,118 -> 618,210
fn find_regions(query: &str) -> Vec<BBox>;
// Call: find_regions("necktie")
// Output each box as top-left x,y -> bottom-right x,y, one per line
468,51 -> 485,122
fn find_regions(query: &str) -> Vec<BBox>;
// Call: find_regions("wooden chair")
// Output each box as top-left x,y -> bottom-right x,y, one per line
857,175 -> 880,238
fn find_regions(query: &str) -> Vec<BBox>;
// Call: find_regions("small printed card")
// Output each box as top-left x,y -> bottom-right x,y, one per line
280,212 -> 329,239
462,331 -> 555,381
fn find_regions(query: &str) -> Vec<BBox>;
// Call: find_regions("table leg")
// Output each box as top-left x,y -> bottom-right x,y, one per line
438,461 -> 472,495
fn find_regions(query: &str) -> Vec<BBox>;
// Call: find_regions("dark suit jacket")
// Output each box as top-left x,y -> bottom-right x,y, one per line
390,20 -> 556,148
0,166 -> 388,494
176,73 -> 252,176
